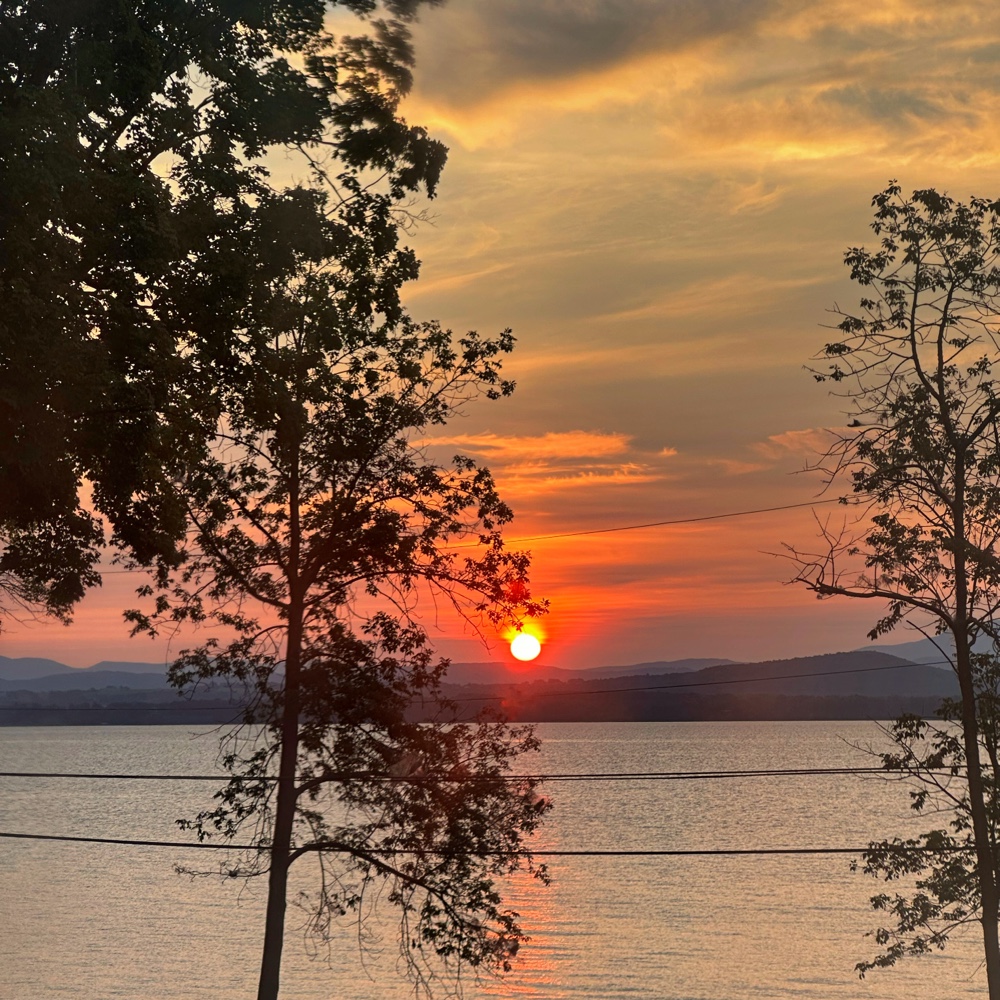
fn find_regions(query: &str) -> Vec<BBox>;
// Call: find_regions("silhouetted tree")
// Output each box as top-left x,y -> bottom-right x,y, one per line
0,0 -> 446,616
127,216 -> 549,998
790,183 -> 1000,995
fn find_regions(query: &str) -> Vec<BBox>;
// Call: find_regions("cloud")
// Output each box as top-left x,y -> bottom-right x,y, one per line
707,458 -> 772,477
403,0 -> 1000,169
410,0 -> 779,106
404,261 -> 512,298
752,427 -> 844,461
419,429 -> 632,461
593,273 -> 827,323
417,430 -> 677,496
495,461 -> 665,495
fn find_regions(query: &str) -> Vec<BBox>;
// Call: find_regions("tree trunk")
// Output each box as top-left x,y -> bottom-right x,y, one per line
954,628 -> 1000,998
255,616 -> 302,1000
257,446 -> 304,1000
953,467 -> 1000,999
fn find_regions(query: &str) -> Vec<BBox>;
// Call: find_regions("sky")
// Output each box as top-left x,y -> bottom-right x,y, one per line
7,0 -> 1000,669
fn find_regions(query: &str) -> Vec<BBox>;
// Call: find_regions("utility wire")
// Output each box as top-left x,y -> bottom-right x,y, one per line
0,766 -> 910,783
0,703 -> 250,712
486,498 -> 850,544
95,496 -> 855,572
0,830 -> 963,856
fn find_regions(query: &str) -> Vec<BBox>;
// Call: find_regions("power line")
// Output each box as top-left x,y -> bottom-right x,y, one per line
0,766 -> 908,783
0,830 -> 963,856
94,496 -> 855,571
0,703 -> 249,712
493,498 -> 850,544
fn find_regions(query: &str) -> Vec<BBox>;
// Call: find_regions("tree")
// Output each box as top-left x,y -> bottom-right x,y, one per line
126,199 -> 550,998
0,0 -> 447,616
851,685 -> 1000,978
789,183 -> 1000,994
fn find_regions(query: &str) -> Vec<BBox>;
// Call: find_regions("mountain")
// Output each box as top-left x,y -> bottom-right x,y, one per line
564,658 -> 733,680
0,656 -> 76,681
0,656 -> 728,691
442,657 -> 732,686
667,650 -> 955,697
436,650 -> 959,723
858,632 -> 997,667
0,656 -> 167,683
0,649 -> 959,724
83,660 -> 169,675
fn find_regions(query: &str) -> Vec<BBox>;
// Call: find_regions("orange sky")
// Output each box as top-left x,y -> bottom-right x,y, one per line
6,0 -> 1000,669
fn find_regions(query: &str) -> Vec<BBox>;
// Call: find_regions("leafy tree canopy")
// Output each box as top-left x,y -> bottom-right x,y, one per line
793,182 -> 1000,995
121,215 -> 549,996
0,0 -> 446,617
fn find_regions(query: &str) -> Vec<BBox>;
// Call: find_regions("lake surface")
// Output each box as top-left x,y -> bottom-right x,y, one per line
0,721 -> 989,998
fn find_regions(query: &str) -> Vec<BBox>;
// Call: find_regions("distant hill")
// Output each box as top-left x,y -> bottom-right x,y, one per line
84,660 -> 169,675
0,656 -> 76,681
0,648 -> 962,725
858,632 -> 999,667
435,650 -> 959,723
0,656 -> 167,683
670,650 -> 954,698
564,658 -> 733,680
0,655 -> 723,692
443,657 -> 732,686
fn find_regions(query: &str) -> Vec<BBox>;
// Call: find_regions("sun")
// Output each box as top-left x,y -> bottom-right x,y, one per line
510,633 -> 542,662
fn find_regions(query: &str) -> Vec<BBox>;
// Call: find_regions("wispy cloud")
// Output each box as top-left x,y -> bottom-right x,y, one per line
593,273 -> 827,323
419,430 -> 676,496
420,429 -> 633,460
752,427 -> 844,461
410,0 -> 779,107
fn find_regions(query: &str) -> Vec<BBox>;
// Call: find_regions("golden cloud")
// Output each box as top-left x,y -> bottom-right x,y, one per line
593,272 -> 827,323
419,430 -> 633,461
403,0 -> 1000,173
752,427 -> 845,461
495,463 -> 665,496
417,430 -> 679,498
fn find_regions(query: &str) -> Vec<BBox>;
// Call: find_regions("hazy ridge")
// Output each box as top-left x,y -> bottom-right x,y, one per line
0,641 -> 960,724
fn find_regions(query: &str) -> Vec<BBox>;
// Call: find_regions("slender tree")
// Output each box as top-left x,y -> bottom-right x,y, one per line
0,0 -> 446,613
790,183 -> 1000,993
127,200 -> 549,998
851,683 -> 1000,978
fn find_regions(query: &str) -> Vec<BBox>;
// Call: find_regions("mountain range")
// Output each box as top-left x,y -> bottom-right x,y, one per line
0,654 -> 733,689
0,633 -> 961,689
0,637 -> 965,725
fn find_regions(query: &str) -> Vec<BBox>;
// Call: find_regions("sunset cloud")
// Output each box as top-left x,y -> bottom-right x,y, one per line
419,429 -> 633,461
418,430 -> 675,497
594,273 -> 827,323
752,427 -> 845,462
410,0 -> 778,106
16,1 -> 1000,669
407,0 -> 1000,172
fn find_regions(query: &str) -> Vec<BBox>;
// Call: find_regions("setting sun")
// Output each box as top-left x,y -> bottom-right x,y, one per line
510,633 -> 542,662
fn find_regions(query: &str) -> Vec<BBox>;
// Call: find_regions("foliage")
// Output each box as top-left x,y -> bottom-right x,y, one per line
853,658 -> 1000,976
790,182 -> 1000,992
0,0 -> 446,617
794,182 -> 1000,633
127,203 -> 550,996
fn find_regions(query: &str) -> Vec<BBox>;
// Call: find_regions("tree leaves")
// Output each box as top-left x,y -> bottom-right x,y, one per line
0,0 -> 445,614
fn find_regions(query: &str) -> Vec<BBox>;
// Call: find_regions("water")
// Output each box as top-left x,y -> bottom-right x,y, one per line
0,722 -> 989,998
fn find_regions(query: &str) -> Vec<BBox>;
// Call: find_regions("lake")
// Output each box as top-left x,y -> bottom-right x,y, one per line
0,721 -> 989,998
